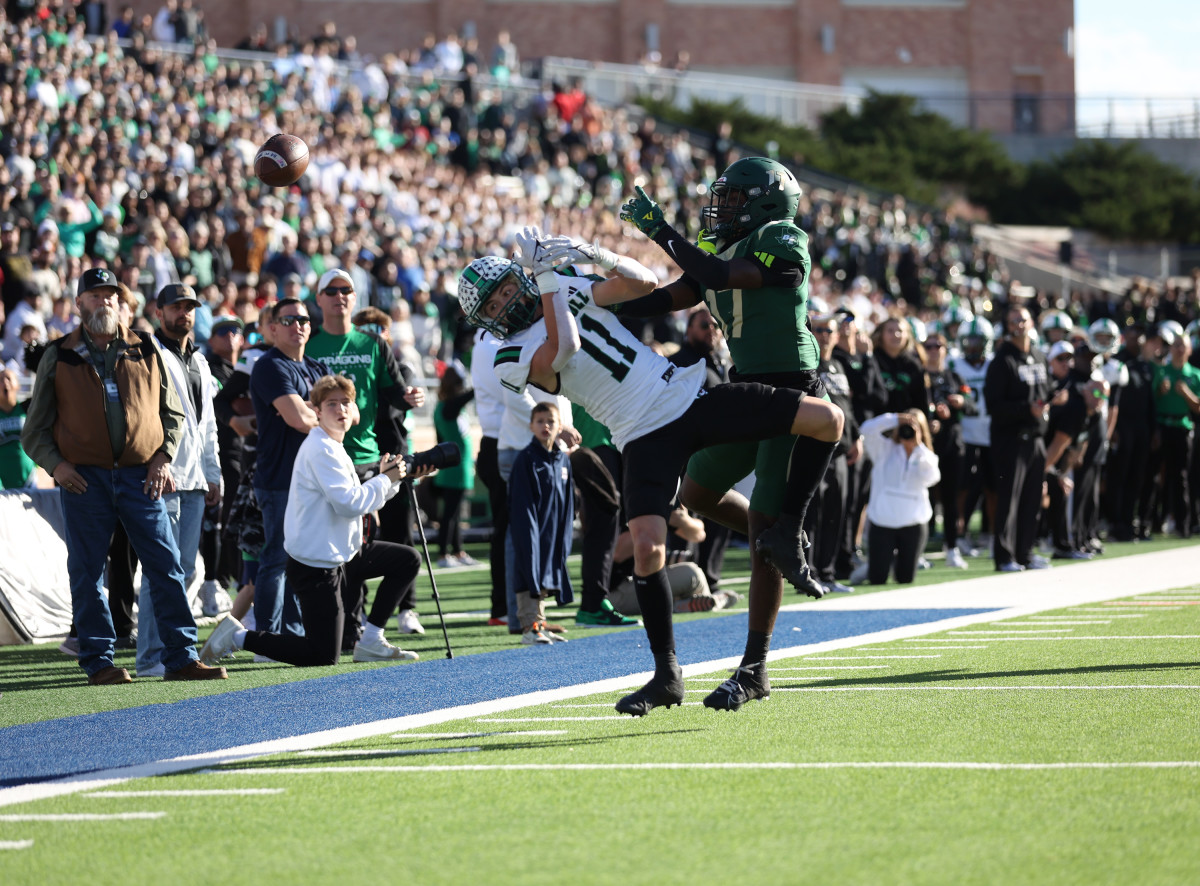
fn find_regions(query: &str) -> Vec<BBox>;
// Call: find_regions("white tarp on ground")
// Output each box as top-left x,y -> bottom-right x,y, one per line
0,490 -> 208,645
0,490 -> 72,643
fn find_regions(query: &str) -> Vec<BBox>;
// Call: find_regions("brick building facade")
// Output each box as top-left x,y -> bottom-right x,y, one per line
114,0 -> 1074,134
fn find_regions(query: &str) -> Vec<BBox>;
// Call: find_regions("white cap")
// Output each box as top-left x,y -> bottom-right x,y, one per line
1047,341 -> 1074,362
38,218 -> 58,236
317,268 -> 354,293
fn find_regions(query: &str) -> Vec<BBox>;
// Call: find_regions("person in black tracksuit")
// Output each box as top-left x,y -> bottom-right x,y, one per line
1108,331 -> 1157,541
984,305 -> 1056,571
1042,342 -> 1090,556
922,332 -> 974,561
808,315 -> 860,590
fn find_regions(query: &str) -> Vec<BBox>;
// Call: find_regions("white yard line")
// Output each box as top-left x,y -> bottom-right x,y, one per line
0,840 -> 33,850
946,635 -> 1200,641
0,812 -> 165,821
211,761 -> 1200,774
390,731 -> 568,740
3,546 -> 1196,811
768,666 -> 891,671
951,628 -> 1075,633
768,685 -> 1200,692
84,789 -> 283,797
299,747 -> 480,757
805,655 -> 942,659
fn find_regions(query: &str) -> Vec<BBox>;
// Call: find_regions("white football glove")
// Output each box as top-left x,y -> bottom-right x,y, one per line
511,225 -> 549,270
538,235 -> 619,271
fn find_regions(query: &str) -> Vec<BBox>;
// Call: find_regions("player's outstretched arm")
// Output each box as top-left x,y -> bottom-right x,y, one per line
535,234 -> 658,307
527,266 -> 580,390
619,186 -> 766,291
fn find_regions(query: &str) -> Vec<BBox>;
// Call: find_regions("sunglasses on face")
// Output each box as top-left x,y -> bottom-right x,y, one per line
814,328 -> 835,335
322,286 -> 354,296
924,342 -> 943,350
275,315 -> 311,328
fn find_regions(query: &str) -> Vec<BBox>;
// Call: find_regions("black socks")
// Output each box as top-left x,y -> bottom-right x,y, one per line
634,570 -> 675,661
781,436 -> 838,524
741,629 -> 771,669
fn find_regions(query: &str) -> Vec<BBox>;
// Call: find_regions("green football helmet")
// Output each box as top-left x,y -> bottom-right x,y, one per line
701,157 -> 802,249
458,256 -> 540,340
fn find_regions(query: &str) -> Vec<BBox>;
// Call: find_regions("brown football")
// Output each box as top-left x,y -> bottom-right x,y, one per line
254,133 -> 309,188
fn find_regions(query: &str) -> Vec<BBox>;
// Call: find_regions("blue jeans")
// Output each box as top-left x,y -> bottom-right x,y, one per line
62,465 -> 198,677
254,487 -> 304,637
137,489 -> 205,673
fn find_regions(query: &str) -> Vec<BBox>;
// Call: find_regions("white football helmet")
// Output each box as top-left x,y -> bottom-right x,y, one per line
458,256 -> 540,339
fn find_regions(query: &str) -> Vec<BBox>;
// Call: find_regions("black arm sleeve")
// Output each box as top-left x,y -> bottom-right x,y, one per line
613,274 -> 703,319
649,222 -> 731,291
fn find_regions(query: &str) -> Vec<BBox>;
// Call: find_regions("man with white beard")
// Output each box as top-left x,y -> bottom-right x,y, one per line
22,269 -> 227,685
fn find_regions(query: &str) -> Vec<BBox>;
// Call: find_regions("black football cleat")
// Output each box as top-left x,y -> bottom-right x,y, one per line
703,664 -> 771,712
615,670 -> 686,717
756,523 -> 827,599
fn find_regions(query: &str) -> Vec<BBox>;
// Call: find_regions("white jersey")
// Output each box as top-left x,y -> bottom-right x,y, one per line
494,274 -> 706,450
951,354 -> 991,447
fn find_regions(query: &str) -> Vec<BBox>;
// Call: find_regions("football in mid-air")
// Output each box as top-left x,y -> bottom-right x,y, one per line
254,133 -> 309,187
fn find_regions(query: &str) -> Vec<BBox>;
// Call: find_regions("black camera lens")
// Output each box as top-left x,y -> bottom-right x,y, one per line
897,424 -> 917,440
403,441 -> 462,471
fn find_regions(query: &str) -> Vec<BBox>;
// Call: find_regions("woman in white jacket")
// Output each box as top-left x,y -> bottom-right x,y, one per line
858,409 -> 941,585
201,375 -> 433,666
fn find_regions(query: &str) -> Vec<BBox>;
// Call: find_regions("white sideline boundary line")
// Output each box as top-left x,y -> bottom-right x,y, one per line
0,812 -> 165,821
202,761 -> 1200,774
2,546 -> 1196,810
0,840 -> 34,850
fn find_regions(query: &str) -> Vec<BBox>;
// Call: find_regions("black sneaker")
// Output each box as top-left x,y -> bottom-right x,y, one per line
756,523 -> 826,599
703,664 -> 770,712
615,668 -> 686,717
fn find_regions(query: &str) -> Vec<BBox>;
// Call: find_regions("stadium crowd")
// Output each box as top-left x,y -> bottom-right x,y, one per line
2,1 -> 1200,683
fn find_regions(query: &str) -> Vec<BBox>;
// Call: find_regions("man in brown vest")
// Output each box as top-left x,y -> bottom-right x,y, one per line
22,268 -> 228,685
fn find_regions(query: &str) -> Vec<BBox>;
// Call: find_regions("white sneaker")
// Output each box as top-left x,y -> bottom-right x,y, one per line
436,555 -> 461,569
825,580 -> 855,594
945,546 -> 968,570
521,624 -> 553,645
956,537 -> 979,558
1026,553 -> 1053,570
849,562 -> 870,585
456,553 -> 480,566
352,635 -> 419,662
138,663 -> 165,678
200,615 -> 244,665
997,562 -> 1024,573
396,608 -> 425,635
198,579 -> 234,617
917,557 -> 932,570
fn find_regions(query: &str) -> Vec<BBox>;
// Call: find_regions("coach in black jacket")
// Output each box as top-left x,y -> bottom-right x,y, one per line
984,305 -> 1059,572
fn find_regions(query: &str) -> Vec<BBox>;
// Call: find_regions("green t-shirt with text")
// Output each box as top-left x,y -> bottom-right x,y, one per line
304,328 -> 394,464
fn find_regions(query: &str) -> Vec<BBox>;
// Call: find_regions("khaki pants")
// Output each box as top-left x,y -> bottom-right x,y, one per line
607,562 -> 708,615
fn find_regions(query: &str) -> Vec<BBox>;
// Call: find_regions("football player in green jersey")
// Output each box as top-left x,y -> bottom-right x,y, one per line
618,156 -> 842,711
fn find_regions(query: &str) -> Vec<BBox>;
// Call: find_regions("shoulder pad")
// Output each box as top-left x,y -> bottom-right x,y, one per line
746,221 -> 809,267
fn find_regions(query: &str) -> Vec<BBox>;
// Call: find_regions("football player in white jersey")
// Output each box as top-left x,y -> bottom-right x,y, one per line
458,229 -> 843,716
949,317 -> 995,557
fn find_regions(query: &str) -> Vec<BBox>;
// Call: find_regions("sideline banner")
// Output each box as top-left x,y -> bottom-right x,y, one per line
0,490 -> 71,643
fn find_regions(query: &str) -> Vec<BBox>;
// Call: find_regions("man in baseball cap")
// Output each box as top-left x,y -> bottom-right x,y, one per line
316,267 -> 354,294
78,266 -> 121,297
156,282 -> 201,310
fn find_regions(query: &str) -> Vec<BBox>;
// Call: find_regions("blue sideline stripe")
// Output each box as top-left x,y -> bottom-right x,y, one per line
1,607 -> 992,786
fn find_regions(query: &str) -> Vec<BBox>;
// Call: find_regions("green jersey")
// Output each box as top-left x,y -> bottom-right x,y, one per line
304,328 -> 394,464
0,401 -> 35,489
1153,362 -> 1200,430
703,220 -> 819,375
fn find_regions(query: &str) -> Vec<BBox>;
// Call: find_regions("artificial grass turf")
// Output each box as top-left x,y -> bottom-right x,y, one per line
1,535 -> 1198,730
6,598 -> 1198,886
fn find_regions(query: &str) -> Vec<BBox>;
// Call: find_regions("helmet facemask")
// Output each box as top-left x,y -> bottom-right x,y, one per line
700,157 -> 802,250
459,257 -> 540,340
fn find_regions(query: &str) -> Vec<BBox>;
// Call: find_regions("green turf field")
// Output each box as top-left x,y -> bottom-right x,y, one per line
2,539 -> 1199,885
